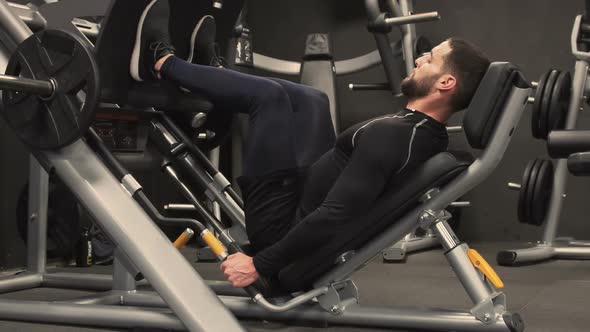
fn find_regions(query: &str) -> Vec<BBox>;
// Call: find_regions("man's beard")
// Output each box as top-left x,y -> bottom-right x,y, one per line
400,73 -> 440,100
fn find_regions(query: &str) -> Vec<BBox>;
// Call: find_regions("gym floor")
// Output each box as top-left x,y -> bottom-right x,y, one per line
0,242 -> 587,332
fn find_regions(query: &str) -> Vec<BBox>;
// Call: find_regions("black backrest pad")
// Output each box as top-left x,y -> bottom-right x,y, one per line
278,151 -> 472,292
463,62 -> 529,149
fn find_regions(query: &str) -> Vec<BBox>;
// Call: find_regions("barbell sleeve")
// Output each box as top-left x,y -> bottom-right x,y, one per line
446,126 -> 463,133
0,74 -> 54,97
384,11 -> 440,26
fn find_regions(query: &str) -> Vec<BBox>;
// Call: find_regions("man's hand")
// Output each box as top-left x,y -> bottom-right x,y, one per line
220,252 -> 260,288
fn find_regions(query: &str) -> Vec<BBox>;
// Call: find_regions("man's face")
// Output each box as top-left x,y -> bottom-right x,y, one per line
401,41 -> 453,99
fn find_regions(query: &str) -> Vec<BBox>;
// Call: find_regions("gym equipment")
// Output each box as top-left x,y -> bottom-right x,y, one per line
566,151 -> 590,175
215,63 -> 528,331
154,62 -> 529,332
0,1 -> 528,331
526,69 -> 571,139
0,28 -> 99,149
232,2 -> 340,133
232,0 -> 439,133
506,158 -> 554,226
0,1 -> 244,331
497,12 -> 590,266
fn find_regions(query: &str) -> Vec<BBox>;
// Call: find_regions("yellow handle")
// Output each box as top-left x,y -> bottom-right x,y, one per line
173,228 -> 195,249
467,249 -> 504,289
201,230 -> 227,257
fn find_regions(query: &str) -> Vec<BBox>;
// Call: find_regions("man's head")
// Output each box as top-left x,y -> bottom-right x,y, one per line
401,38 -> 490,112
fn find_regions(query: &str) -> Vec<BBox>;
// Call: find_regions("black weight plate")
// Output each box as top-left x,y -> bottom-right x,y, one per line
531,160 -> 554,226
532,71 -> 551,139
414,36 -> 432,58
539,70 -> 560,139
16,177 -> 81,259
524,158 -> 544,224
548,71 -> 571,132
518,159 -> 538,223
2,29 -> 100,150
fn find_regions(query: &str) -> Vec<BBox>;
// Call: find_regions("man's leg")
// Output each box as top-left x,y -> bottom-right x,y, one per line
131,6 -> 309,254
268,78 -> 336,168
160,57 -> 300,177
131,3 -> 299,177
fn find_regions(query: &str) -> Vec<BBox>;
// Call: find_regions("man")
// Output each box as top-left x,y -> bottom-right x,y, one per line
131,0 -> 490,292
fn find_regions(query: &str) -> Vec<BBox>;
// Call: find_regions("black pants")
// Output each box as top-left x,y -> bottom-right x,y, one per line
161,56 -> 335,251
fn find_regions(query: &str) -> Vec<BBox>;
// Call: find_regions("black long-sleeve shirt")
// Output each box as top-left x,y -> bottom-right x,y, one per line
253,108 -> 449,276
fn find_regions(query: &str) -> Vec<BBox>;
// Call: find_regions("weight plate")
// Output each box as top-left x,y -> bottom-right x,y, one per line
548,71 -> 571,133
524,158 -> 543,224
414,36 -> 432,58
532,71 -> 551,139
16,177 -> 81,259
518,159 -> 538,223
531,160 -> 554,226
539,70 -> 560,139
2,29 -> 100,150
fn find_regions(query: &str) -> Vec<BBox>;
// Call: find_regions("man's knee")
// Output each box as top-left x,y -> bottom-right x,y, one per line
253,80 -> 290,107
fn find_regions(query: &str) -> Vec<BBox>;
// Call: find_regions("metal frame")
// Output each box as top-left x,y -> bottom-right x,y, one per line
498,15 -> 590,265
382,228 -> 439,261
0,1 -> 529,331
0,1 -> 244,331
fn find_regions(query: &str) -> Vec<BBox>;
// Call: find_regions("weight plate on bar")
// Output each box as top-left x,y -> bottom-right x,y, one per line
539,70 -> 560,139
518,159 -> 538,223
532,70 -> 550,139
524,158 -> 543,224
2,29 -> 100,150
547,71 -> 571,133
530,160 -> 553,226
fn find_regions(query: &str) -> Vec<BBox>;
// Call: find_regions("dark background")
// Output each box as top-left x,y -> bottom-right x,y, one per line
0,0 -> 588,269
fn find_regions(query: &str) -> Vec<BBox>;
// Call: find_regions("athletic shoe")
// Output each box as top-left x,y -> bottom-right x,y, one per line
187,15 -> 226,67
130,0 -> 176,81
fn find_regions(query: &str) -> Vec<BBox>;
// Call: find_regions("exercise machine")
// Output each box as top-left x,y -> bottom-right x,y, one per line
0,1 -> 529,331
497,2 -> 590,265
0,1 -> 244,330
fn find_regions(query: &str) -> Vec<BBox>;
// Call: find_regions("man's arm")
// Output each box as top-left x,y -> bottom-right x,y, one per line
252,123 -> 413,277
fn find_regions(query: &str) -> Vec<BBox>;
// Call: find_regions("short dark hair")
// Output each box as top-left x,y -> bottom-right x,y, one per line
444,38 -> 491,111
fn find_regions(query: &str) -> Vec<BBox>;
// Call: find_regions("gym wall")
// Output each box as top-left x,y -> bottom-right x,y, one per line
245,0 -> 590,242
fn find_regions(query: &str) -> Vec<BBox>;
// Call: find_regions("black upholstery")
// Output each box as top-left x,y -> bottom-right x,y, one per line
463,62 -> 530,149
278,152 -> 472,292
